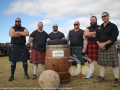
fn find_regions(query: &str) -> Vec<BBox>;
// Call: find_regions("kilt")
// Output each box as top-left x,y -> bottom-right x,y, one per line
87,41 -> 99,61
98,43 -> 119,67
9,45 -> 30,62
30,49 -> 45,64
70,46 -> 84,65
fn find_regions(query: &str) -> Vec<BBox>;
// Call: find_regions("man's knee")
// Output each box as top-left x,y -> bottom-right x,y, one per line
11,61 -> 16,65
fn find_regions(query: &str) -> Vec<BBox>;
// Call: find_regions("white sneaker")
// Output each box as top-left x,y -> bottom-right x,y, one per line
86,73 -> 93,79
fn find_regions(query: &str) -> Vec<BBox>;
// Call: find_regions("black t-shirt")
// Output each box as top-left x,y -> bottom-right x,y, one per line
30,30 -> 48,51
48,31 -> 65,40
69,29 -> 84,46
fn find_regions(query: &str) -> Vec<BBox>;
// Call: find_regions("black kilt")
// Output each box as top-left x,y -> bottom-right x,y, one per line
9,45 -> 30,62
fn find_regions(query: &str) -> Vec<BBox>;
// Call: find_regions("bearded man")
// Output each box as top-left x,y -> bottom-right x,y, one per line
47,24 -> 65,40
83,16 -> 100,79
8,17 -> 30,81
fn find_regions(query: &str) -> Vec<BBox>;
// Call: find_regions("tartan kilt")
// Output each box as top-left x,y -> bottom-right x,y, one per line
9,45 -> 30,62
70,46 -> 84,65
87,41 -> 99,61
98,43 -> 119,67
30,49 -> 45,64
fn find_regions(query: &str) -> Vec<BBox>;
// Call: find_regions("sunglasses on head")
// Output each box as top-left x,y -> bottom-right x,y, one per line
101,15 -> 107,18
15,21 -> 20,22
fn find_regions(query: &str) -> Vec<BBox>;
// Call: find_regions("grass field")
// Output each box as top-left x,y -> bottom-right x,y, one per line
0,56 -> 120,90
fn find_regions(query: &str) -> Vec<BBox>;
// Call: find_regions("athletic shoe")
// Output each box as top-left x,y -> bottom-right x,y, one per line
86,73 -> 93,79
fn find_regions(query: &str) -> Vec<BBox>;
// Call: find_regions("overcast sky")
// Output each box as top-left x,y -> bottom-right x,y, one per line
0,0 -> 120,43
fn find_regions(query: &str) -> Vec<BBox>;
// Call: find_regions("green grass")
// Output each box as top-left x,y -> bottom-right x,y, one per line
0,55 -> 120,90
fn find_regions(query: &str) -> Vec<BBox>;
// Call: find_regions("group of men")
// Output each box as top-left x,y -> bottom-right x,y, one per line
8,12 -> 119,87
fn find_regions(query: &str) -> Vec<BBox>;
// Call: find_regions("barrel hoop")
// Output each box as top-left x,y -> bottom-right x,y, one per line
57,71 -> 69,74
46,45 -> 70,48
45,56 -> 70,59
46,48 -> 69,50
60,79 -> 70,83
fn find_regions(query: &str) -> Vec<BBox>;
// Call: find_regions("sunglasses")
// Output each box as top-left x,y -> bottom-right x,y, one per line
53,26 -> 58,27
74,24 -> 79,25
15,21 -> 21,22
101,15 -> 107,18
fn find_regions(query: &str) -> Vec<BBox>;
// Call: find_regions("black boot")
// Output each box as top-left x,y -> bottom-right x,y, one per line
93,77 -> 104,83
8,65 -> 16,81
24,75 -> 30,79
32,74 -> 37,80
113,78 -> 120,87
8,76 -> 14,81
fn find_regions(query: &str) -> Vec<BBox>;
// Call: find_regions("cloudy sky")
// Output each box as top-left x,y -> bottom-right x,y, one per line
0,0 -> 120,43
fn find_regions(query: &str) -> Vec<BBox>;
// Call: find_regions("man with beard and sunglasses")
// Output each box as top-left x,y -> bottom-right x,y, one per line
83,16 -> 100,79
8,17 -> 30,81
93,12 -> 119,87
47,24 -> 65,40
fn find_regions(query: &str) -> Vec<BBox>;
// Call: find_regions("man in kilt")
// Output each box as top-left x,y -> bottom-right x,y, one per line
29,22 -> 48,80
8,17 -> 30,81
83,16 -> 99,79
67,21 -> 88,79
93,12 -> 120,87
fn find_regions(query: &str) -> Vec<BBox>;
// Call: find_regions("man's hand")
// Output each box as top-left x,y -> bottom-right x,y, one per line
99,43 -> 105,50
82,48 -> 87,53
17,28 -> 29,36
9,28 -> 21,38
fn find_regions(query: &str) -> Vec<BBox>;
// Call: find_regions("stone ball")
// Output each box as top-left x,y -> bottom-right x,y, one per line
39,70 -> 60,90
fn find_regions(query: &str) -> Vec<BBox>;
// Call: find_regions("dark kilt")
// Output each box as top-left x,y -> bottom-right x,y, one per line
70,46 -> 84,65
87,41 -> 99,61
9,45 -> 30,62
98,43 -> 119,67
30,49 -> 45,64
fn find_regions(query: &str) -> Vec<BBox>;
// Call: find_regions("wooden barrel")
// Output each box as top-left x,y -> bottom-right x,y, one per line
45,45 -> 71,83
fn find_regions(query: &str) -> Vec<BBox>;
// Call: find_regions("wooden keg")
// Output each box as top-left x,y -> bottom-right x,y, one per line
45,45 -> 71,83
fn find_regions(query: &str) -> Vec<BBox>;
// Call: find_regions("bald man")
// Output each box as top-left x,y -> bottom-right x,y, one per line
67,21 -> 87,79
47,24 -> 65,40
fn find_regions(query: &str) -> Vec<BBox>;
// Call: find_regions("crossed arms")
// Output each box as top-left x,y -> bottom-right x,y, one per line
9,28 -> 29,38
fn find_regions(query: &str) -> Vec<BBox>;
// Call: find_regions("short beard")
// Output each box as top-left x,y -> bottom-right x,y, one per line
15,24 -> 21,28
53,30 -> 58,32
90,22 -> 97,27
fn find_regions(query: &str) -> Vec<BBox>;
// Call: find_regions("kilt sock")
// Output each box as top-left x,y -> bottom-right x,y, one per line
11,65 -> 16,76
81,65 -> 85,75
33,66 -> 38,75
98,65 -> 101,76
100,66 -> 106,77
71,64 -> 81,76
41,64 -> 45,72
113,67 -> 119,78
88,62 -> 94,74
70,65 -> 77,75
23,64 -> 28,75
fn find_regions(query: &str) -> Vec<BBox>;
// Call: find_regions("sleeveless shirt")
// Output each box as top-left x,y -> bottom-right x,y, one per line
11,26 -> 26,44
